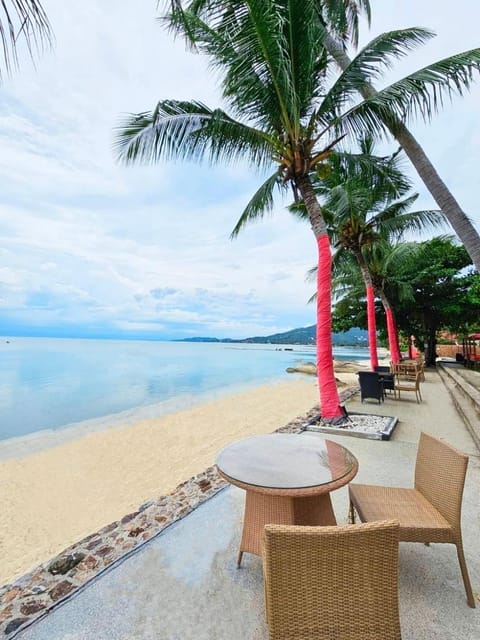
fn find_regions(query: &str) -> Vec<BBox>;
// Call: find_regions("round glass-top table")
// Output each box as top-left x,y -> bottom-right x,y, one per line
216,433 -> 358,565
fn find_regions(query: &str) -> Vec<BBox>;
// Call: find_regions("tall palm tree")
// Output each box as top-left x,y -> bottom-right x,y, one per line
302,141 -> 444,368
367,240 -> 416,361
168,0 -> 480,271
116,2 -> 480,420
330,198 -> 443,368
0,1 -> 52,80
314,2 -> 480,273
331,240 -> 427,363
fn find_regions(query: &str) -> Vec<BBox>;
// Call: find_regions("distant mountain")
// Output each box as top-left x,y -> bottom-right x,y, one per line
177,325 -> 367,346
240,325 -> 316,344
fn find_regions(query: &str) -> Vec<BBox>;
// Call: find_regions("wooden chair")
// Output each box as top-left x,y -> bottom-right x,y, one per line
396,359 -> 425,381
394,369 -> 422,403
349,432 -> 475,608
414,357 -> 426,381
263,520 -> 402,640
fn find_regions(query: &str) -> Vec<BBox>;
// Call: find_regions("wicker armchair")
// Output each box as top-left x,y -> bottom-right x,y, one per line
349,432 -> 475,607
374,365 -> 395,394
263,520 -> 401,640
357,371 -> 384,404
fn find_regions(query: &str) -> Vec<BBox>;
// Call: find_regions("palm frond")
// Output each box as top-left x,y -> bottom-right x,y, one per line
320,149 -> 412,198
221,0 -> 296,133
338,47 -> 480,136
163,5 -> 289,130
374,207 -> 447,239
219,0 -> 330,131
115,100 -> 274,168
370,193 -> 420,222
315,0 -> 371,48
0,0 -> 52,79
316,28 -> 435,124
166,1 -> 330,131
230,170 -> 284,237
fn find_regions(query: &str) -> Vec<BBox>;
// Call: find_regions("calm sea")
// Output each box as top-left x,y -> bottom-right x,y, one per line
0,337 -> 369,442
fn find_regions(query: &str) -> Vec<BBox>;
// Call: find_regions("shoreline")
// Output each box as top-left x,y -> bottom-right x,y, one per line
0,376 -> 324,587
0,338 -> 375,444
0,356 -> 373,461
0,373 -> 297,462
0,361 -> 365,588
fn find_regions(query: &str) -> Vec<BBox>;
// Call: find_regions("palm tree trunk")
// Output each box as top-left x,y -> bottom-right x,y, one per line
377,288 -> 401,363
296,174 -> 343,420
324,33 -> 480,272
356,256 -> 378,369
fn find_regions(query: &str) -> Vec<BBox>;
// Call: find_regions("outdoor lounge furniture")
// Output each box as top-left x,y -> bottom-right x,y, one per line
349,432 -> 476,608
357,370 -> 384,403
374,365 -> 395,394
395,359 -> 425,382
216,434 -> 358,566
393,369 -> 422,403
263,520 -> 402,640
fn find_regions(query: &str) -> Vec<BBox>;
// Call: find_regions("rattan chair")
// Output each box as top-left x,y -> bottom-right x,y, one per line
349,432 -> 475,608
357,371 -> 384,404
374,365 -> 395,394
263,520 -> 402,640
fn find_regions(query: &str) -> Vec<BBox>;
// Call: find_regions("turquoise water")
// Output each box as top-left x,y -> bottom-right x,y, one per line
0,337 -> 369,441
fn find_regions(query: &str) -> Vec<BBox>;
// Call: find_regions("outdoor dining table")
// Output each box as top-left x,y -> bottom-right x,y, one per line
215,433 -> 358,566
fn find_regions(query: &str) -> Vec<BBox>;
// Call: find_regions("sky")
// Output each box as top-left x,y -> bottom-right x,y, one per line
0,0 -> 479,340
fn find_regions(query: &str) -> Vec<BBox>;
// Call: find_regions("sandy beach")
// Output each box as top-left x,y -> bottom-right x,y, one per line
0,364 -> 364,587
1,375 -> 341,587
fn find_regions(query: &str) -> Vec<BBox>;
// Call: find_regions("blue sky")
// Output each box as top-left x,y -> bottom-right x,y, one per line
0,0 -> 479,340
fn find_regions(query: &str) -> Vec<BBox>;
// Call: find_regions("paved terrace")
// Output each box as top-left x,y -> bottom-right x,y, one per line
6,369 -> 480,639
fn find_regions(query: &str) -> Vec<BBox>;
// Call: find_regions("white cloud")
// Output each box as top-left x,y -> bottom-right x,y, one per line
0,0 -> 478,338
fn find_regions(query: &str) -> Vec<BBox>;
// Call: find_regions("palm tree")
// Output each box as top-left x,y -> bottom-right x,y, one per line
313,1 -> 480,273
330,240 -> 425,363
116,2 -> 480,420
168,0 -> 480,271
301,141 -> 445,368
367,240 -> 415,362
330,197 -> 443,368
0,1 -> 52,80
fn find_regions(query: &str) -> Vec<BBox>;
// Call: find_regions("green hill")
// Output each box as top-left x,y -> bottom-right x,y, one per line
239,325 -> 367,345
177,325 -> 367,345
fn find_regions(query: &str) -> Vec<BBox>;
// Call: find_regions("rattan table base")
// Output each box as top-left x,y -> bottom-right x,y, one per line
216,434 -> 358,567
237,490 -> 336,566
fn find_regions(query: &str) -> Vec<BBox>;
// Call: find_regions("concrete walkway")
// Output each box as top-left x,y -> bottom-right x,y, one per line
15,369 -> 480,639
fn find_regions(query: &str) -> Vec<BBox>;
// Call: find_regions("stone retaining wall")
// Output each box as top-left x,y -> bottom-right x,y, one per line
0,387 -> 358,639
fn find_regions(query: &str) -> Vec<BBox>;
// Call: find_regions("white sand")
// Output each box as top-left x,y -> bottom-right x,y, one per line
0,361 -> 368,587
0,377 -> 326,586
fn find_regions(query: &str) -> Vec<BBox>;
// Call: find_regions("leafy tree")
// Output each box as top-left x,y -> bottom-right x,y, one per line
384,237 -> 480,366
0,1 -> 51,80
116,1 -> 480,419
